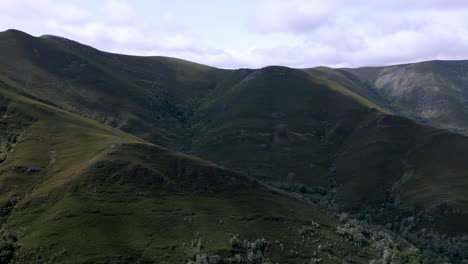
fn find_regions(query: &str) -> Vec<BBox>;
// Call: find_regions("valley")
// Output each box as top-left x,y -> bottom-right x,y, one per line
0,29 -> 467,263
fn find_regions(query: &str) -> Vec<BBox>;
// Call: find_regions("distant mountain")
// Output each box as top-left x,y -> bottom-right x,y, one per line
310,60 -> 468,134
1,29 -> 468,262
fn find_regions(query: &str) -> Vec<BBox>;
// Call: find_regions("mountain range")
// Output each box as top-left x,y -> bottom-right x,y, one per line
0,29 -> 468,263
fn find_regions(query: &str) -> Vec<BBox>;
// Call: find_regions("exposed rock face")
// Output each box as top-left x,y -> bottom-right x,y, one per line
340,60 -> 468,133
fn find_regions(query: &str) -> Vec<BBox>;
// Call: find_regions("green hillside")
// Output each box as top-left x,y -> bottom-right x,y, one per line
1,29 -> 468,230
0,29 -> 231,150
0,82 -> 380,263
1,29 -> 468,262
191,66 -> 384,185
317,60 -> 468,134
192,65 -> 468,234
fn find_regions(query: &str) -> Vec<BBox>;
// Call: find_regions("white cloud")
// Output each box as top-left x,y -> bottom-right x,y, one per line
2,0 -> 468,68
0,0 -> 89,23
249,0 -> 334,33
245,0 -> 468,67
102,0 -> 135,24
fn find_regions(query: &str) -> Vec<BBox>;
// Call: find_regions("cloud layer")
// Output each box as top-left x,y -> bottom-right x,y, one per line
1,0 -> 468,68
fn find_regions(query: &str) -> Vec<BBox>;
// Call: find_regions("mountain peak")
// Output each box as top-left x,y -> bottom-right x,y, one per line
1,28 -> 33,38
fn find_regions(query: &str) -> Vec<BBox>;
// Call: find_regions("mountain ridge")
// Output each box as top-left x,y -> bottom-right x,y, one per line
1,29 -> 468,262
0,75 -> 378,263
2,29 -> 468,219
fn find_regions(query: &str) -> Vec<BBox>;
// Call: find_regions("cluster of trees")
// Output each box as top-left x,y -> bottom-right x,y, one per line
273,166 -> 468,264
336,216 -> 421,263
0,229 -> 19,263
269,165 -> 339,212
0,131 -> 19,163
336,213 -> 468,263
404,229 -> 468,263
189,166 -> 468,263
352,195 -> 468,263
187,235 -> 271,264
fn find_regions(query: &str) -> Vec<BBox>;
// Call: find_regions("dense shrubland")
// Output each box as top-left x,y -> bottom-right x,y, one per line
336,214 -> 468,263
272,170 -> 468,264
0,229 -> 19,263
187,234 -> 271,264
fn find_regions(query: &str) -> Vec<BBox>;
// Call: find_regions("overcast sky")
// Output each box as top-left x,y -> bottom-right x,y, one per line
1,0 -> 468,69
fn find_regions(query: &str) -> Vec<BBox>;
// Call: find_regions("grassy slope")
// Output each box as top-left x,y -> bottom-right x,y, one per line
0,29 -> 231,150
337,60 -> 468,133
2,29 -> 468,234
190,66 -> 382,186
302,67 -> 392,114
191,66 -> 468,233
0,87 -> 374,263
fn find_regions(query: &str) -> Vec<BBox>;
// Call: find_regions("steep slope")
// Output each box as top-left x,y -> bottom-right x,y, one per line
336,60 -> 468,133
302,67 -> 392,113
0,29 -> 235,150
190,66 -> 468,234
2,29 -> 468,237
190,66 -> 386,185
0,84 -> 377,263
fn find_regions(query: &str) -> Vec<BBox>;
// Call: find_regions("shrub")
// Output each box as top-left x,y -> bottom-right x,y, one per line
0,229 -> 19,263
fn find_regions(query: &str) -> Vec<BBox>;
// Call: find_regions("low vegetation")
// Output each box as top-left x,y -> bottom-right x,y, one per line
0,29 -> 468,263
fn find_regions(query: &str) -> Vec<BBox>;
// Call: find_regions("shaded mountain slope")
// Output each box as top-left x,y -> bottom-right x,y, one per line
2,29 -> 468,236
0,29 -> 234,149
0,83 -> 378,263
0,29 -> 385,151
312,60 -> 468,133
190,66 -> 468,234
190,66 -> 386,186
